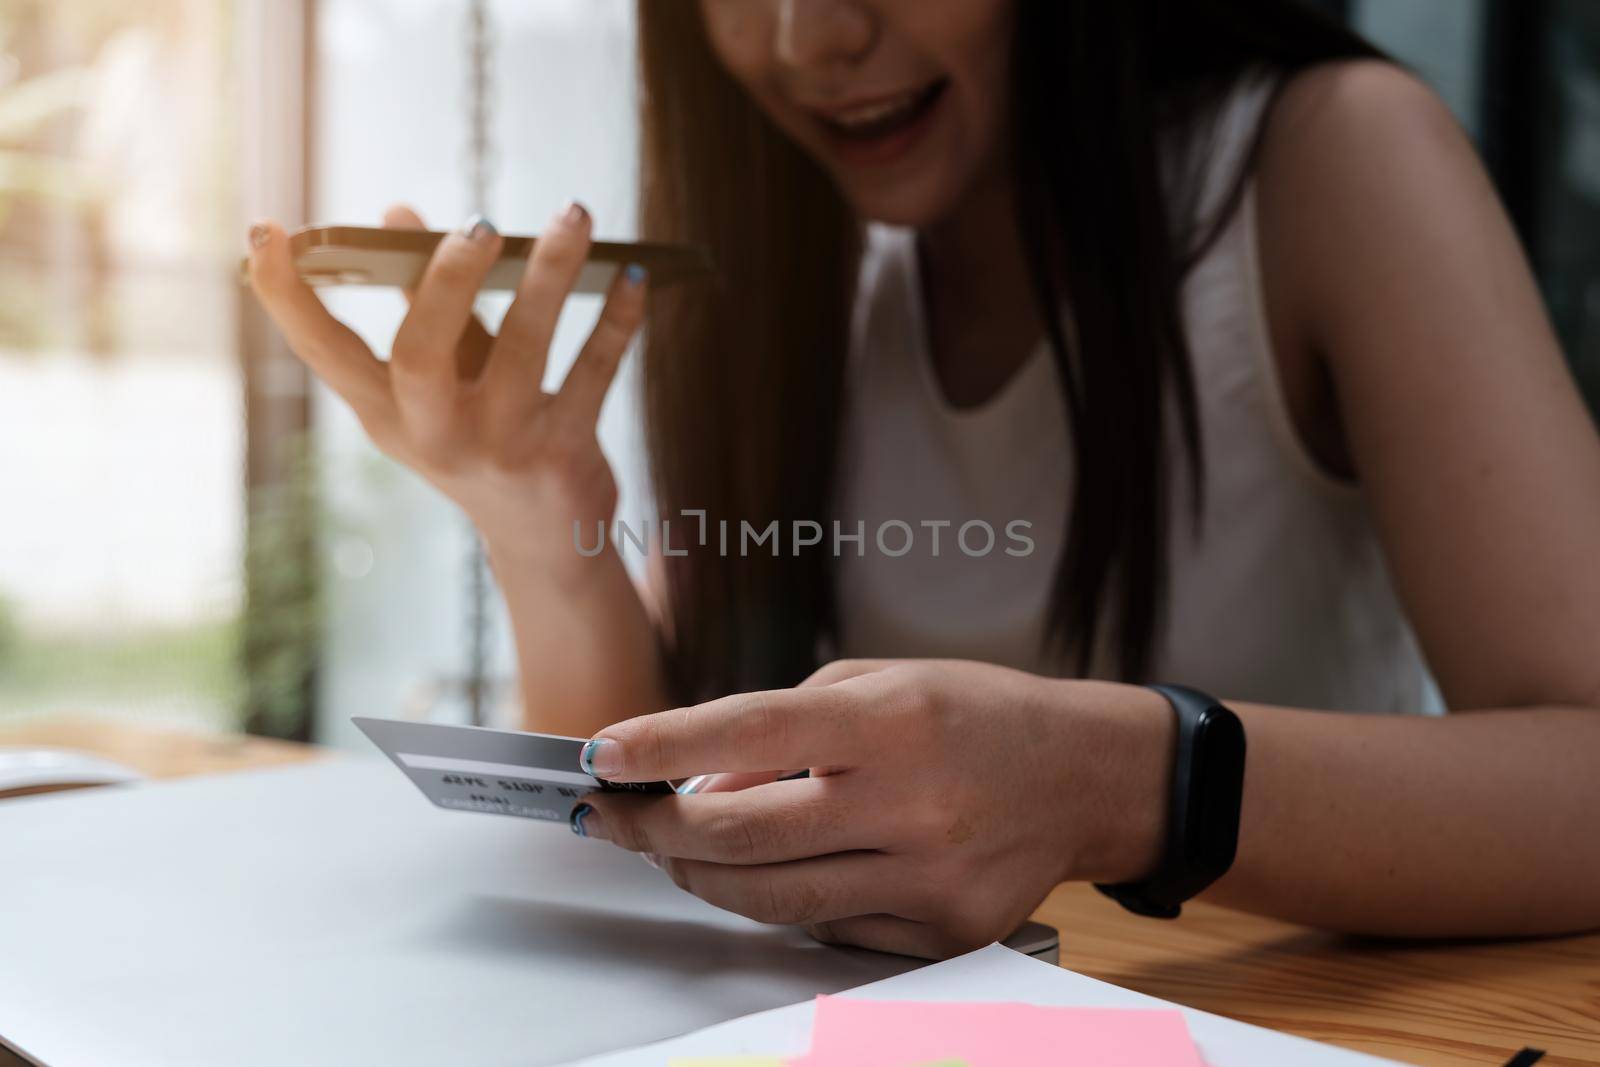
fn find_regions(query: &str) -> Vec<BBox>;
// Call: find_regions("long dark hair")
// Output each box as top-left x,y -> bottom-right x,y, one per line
638,0 -> 1384,702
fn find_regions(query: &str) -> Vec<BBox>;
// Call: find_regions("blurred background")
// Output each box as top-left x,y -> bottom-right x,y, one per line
0,0 -> 1595,750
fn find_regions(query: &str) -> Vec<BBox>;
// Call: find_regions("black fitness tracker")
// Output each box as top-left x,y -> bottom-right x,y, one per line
1094,684 -> 1247,919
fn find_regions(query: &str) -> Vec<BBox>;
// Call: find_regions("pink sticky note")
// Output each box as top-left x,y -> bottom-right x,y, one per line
788,997 -> 1205,1067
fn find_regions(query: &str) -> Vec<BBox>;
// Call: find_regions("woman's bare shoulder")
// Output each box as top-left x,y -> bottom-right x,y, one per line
1263,58 -> 1463,165
1252,57 -> 1508,362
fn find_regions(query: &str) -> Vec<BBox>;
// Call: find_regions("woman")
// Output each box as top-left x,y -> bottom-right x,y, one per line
248,0 -> 1600,959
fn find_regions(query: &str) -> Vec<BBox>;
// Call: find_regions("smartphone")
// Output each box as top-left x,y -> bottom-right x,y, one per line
245,224 -> 714,293
1002,920 -> 1061,965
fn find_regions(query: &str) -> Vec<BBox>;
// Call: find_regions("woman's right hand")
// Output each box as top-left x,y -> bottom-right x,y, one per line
245,201 -> 646,575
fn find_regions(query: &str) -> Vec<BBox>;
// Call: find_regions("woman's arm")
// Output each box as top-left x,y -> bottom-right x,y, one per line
1212,703 -> 1600,936
1189,60 -> 1600,935
491,538 -> 675,737
1192,61 -> 1600,931
489,541 -> 666,738
1257,61 -> 1600,715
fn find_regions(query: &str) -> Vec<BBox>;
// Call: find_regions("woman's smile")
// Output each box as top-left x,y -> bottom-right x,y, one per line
802,77 -> 951,169
698,0 -> 1014,226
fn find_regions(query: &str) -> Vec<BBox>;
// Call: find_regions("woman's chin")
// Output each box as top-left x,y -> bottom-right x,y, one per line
839,180 -> 963,230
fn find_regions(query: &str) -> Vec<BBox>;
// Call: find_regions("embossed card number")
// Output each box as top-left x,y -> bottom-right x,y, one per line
353,717 -> 674,824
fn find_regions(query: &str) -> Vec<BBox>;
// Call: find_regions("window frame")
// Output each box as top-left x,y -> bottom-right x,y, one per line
236,0 -> 320,740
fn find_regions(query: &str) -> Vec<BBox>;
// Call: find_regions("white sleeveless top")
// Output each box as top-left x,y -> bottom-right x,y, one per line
833,75 -> 1438,713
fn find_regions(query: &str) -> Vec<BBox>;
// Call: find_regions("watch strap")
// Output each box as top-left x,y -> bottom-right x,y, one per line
1094,684 -> 1246,919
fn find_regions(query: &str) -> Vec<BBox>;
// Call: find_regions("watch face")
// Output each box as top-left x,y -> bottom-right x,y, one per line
1191,708 -> 1246,869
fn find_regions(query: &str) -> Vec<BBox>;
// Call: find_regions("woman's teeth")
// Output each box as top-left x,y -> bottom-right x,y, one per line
819,80 -> 945,139
832,90 -> 924,129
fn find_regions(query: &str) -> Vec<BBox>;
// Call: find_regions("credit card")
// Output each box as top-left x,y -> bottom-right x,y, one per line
353,717 -> 673,824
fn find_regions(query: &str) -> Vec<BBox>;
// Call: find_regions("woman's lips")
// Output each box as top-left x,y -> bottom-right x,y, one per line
806,79 -> 950,168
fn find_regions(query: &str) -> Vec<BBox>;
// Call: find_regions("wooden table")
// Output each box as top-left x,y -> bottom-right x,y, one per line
0,716 -> 323,788
2,717 -> 1595,1066
1035,887 -> 1598,1066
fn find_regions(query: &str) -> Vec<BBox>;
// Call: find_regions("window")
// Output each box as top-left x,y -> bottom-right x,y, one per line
0,1 -> 245,730
309,0 -> 642,747
1531,0 -> 1600,412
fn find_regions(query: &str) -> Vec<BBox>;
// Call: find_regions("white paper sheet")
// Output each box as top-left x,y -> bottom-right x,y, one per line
0,760 -> 921,1067
559,943 -> 1409,1067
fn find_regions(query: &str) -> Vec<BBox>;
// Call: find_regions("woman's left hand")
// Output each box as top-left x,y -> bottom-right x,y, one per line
572,659 -> 1173,958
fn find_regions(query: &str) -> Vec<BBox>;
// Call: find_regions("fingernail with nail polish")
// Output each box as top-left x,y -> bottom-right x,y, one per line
624,263 -> 647,287
462,214 -> 497,240
564,201 -> 590,226
579,738 -> 621,778
569,803 -> 604,839
248,224 -> 270,250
